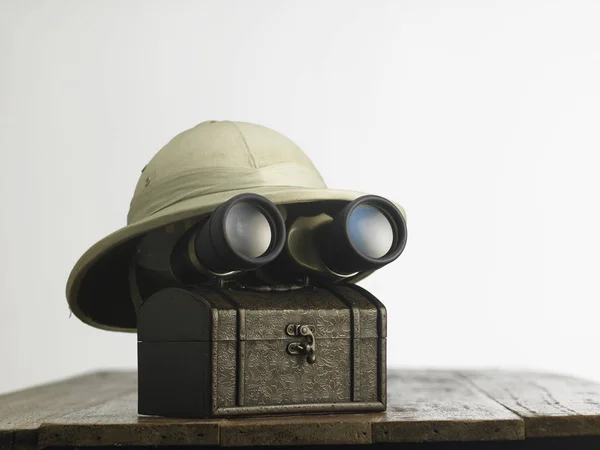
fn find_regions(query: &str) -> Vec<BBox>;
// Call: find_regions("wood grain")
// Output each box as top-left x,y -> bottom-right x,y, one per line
220,414 -> 371,446
371,370 -> 524,443
460,370 -> 600,438
38,392 -> 221,447
2,369 -> 600,448
0,371 -> 136,450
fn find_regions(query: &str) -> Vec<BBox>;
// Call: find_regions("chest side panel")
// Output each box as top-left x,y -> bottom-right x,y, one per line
322,284 -> 387,403
216,340 -> 237,408
196,289 -> 238,409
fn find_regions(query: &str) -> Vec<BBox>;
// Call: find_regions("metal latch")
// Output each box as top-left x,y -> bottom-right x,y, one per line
286,324 -> 316,364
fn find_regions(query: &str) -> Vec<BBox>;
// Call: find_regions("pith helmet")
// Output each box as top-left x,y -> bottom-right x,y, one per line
66,120 -> 406,332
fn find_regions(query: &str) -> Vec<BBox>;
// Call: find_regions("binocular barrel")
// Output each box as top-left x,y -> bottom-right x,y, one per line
168,193 -> 406,284
170,193 -> 286,282
318,195 -> 407,275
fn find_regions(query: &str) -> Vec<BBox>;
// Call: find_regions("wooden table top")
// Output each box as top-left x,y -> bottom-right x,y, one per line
1,369 -> 600,449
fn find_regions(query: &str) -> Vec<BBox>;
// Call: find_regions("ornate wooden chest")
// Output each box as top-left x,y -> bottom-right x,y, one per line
137,284 -> 386,418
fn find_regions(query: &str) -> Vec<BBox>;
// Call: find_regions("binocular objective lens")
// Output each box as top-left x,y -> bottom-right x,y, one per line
318,195 -> 407,275
347,204 -> 394,259
224,202 -> 272,259
170,193 -> 287,282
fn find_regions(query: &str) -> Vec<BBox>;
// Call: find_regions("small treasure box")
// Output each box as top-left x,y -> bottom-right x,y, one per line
137,284 -> 386,417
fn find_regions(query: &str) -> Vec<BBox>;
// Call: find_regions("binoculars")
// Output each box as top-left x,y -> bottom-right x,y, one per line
135,193 -> 407,291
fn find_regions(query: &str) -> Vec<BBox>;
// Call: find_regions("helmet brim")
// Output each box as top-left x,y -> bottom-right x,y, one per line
66,186 -> 406,331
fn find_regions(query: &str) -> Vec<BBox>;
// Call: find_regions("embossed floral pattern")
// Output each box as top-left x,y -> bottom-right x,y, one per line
244,309 -> 351,340
209,285 -> 385,410
359,338 -> 379,402
244,339 -> 351,405
216,341 -> 237,407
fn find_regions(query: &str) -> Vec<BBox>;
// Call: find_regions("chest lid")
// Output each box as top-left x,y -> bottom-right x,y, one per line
138,284 -> 385,342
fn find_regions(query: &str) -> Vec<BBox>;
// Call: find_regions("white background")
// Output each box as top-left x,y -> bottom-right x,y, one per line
1,0 -> 600,394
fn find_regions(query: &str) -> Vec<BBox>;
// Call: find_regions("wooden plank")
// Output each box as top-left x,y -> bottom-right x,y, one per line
460,370 -> 600,438
220,415 -> 371,447
39,392 -> 221,447
5,369 -> 600,447
371,370 -> 525,443
0,371 -> 136,450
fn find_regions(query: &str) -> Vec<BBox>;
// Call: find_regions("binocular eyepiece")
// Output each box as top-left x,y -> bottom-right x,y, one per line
168,193 -> 407,284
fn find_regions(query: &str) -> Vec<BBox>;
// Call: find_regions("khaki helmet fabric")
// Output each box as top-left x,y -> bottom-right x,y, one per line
66,120 -> 406,332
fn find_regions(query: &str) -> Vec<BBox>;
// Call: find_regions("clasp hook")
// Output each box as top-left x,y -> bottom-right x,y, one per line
286,324 -> 317,364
